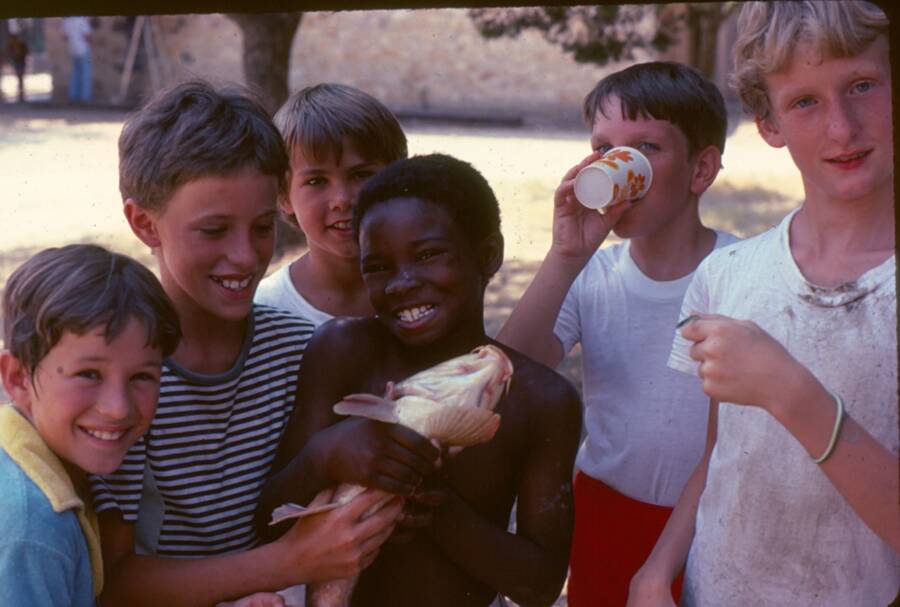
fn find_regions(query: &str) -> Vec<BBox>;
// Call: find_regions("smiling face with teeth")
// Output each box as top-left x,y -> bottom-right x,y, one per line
757,36 -> 892,207
2,319 -> 162,480
360,196 -> 492,348
127,166 -> 279,325
283,140 -> 387,262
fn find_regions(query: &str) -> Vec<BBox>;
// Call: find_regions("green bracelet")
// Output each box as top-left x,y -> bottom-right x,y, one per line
812,392 -> 844,465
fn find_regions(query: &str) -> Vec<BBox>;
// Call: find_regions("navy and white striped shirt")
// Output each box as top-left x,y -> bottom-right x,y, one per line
91,305 -> 314,557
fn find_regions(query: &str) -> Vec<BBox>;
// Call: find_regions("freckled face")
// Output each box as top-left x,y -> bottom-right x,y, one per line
282,141 -> 386,261
15,320 -> 162,476
759,36 -> 892,206
359,197 -> 485,348
152,167 -> 278,323
590,97 -> 698,239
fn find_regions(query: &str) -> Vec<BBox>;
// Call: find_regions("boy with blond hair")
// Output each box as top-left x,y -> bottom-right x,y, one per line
0,244 -> 180,606
255,82 -> 408,325
497,62 -> 737,605
628,2 -> 898,605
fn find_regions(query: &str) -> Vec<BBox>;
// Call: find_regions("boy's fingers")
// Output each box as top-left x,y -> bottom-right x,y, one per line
389,425 -> 441,462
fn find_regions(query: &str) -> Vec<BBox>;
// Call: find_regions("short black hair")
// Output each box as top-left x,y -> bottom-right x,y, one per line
3,244 -> 181,378
583,61 -> 727,156
119,80 -> 289,211
353,153 -> 501,250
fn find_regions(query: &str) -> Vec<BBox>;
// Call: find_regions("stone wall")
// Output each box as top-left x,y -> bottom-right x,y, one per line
44,10 -> 631,127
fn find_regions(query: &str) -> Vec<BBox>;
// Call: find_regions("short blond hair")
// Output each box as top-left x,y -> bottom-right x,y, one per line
731,1 -> 888,118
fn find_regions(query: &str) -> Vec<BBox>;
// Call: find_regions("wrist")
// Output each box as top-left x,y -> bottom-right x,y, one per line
544,247 -> 592,276
766,362 -> 827,423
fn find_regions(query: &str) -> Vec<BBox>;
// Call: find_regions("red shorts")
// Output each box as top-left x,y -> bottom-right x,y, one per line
568,472 -> 683,606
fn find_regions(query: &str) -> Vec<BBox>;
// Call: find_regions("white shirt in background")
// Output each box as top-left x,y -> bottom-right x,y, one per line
554,230 -> 739,507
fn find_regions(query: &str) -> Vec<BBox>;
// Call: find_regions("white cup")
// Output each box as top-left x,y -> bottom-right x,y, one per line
573,146 -> 653,210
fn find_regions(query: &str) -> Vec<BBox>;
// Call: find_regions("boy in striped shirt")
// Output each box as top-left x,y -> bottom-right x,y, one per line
90,81 -> 405,606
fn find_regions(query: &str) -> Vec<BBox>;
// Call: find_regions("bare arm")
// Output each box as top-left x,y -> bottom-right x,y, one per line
683,315 -> 900,551
99,491 -> 404,607
428,377 -> 582,606
496,152 -> 628,367
626,400 -> 718,606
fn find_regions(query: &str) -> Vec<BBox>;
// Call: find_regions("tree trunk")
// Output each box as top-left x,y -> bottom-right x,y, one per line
226,12 -> 302,115
687,4 -> 725,81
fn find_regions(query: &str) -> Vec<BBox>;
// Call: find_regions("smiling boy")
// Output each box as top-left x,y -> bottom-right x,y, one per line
255,83 -> 408,325
628,3 -> 898,606
0,244 -> 180,606
90,81 -> 405,607
258,154 -> 582,607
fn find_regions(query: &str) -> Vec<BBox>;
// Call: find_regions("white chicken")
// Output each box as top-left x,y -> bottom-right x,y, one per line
270,344 -> 514,607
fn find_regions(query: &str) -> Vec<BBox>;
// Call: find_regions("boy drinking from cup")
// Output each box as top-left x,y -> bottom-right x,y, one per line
497,61 -> 738,606
0,244 -> 180,606
629,2 -> 898,605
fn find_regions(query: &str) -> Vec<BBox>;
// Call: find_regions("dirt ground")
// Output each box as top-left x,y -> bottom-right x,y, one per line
0,99 -> 803,606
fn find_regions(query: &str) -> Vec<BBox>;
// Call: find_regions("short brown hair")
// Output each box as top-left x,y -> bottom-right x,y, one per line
731,1 -> 888,119
119,80 -> 289,211
583,61 -> 727,157
3,244 -> 181,378
274,83 -> 408,167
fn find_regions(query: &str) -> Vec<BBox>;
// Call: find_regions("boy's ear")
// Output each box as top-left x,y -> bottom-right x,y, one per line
123,199 -> 161,248
479,232 -> 504,283
0,350 -> 32,412
756,114 -> 786,149
690,145 -> 723,197
278,169 -> 295,218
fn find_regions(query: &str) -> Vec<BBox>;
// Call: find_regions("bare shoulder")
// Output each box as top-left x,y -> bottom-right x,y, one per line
494,341 -> 581,425
307,316 -> 393,361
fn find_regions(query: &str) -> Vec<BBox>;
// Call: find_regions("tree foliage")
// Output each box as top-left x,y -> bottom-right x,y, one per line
469,4 -> 733,79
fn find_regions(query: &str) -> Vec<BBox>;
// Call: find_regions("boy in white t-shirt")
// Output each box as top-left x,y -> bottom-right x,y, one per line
628,2 -> 898,606
255,83 -> 408,327
497,61 -> 737,606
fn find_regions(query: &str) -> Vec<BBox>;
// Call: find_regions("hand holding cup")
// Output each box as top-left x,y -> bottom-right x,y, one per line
573,146 -> 653,210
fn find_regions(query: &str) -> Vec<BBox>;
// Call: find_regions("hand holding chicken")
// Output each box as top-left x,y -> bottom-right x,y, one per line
270,345 -> 514,607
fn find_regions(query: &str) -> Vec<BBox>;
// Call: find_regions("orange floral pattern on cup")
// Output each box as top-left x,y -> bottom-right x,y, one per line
598,148 -> 635,172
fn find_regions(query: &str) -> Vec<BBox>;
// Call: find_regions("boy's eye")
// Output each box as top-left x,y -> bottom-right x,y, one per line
416,249 -> 441,262
132,371 -> 160,383
594,144 -> 612,154
304,177 -> 327,187
254,221 -> 275,234
76,369 -> 101,380
850,80 -> 875,95
791,96 -> 816,110
636,142 -> 659,152
199,226 -> 226,236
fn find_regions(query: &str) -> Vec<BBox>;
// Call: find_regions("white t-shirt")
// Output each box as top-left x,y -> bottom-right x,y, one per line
554,230 -> 739,507
62,17 -> 91,57
255,264 -> 333,328
669,210 -> 899,606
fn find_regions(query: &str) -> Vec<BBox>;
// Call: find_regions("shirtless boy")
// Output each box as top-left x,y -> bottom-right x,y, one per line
258,153 -> 582,607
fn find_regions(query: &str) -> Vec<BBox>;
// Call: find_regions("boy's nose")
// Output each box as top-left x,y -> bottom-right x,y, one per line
385,270 -> 420,296
826,97 -> 861,143
228,232 -> 262,269
96,383 -> 132,421
330,181 -> 354,211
